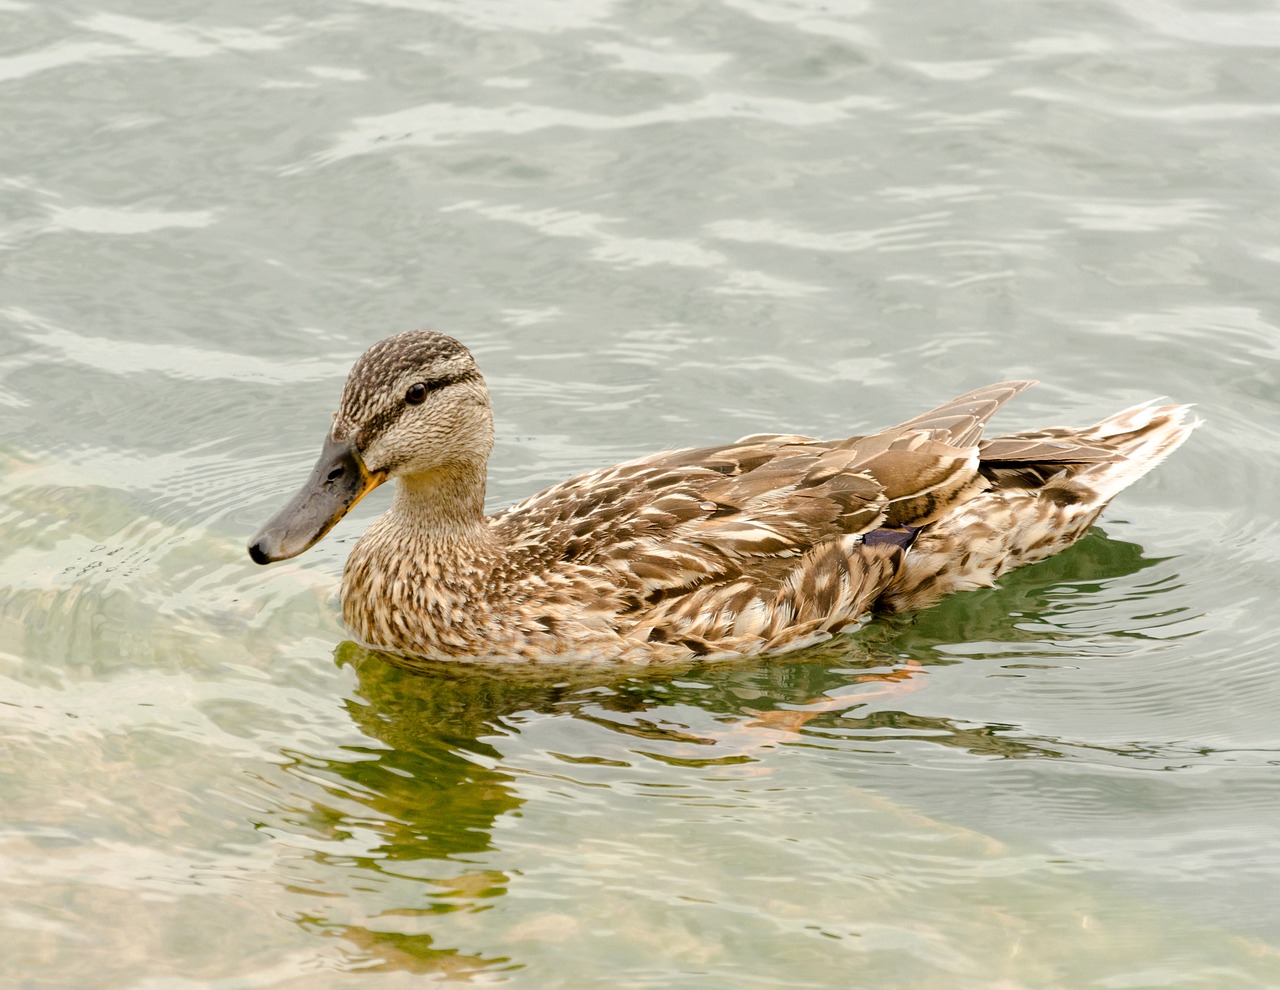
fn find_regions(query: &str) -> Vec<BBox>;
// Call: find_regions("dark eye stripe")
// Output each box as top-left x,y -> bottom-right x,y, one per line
356,370 -> 482,448
404,370 -> 482,406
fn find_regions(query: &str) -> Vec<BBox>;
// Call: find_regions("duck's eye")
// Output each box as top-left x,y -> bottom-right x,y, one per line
405,382 -> 429,405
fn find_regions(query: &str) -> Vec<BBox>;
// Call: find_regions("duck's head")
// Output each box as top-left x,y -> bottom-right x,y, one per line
248,330 -> 493,564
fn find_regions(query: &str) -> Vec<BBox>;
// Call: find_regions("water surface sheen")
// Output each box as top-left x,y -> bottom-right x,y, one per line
2,1 -> 1278,987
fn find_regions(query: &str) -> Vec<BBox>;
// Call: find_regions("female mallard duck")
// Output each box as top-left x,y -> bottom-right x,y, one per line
249,330 -> 1195,663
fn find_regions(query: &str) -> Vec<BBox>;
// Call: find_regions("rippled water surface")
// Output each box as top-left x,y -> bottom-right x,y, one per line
3,1 -> 1280,986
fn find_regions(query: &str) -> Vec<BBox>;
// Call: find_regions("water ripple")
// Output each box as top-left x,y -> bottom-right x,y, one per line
6,312 -> 351,383
351,0 -> 625,34
81,13 -> 285,58
709,213 -> 955,253
0,41 -> 129,83
443,201 -> 826,297
593,41 -> 733,78
302,93 -> 889,168
47,204 -> 217,235
1118,0 -> 1280,48
1015,85 -> 1280,122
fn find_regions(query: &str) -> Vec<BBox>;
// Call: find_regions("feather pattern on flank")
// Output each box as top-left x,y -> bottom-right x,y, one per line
248,331 -> 1197,663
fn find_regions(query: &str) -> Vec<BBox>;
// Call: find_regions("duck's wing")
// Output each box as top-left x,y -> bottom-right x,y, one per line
494,437 -> 890,595
496,381 -> 1038,599
829,379 -> 1038,527
491,439 -> 896,655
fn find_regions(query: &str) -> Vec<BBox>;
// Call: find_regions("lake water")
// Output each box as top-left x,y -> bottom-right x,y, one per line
3,1 -> 1279,986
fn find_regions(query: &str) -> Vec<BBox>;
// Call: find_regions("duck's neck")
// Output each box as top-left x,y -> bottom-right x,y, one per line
341,459 -> 501,653
386,459 -> 493,551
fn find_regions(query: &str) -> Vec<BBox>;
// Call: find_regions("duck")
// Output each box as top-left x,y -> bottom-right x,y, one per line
248,330 -> 1196,663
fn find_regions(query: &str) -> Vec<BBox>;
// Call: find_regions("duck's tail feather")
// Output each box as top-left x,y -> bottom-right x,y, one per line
1018,397 -> 1198,509
977,399 -> 1198,503
1063,400 -> 1199,502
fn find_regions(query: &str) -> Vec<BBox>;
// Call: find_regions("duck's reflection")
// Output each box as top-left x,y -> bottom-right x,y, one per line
272,531 -> 1163,975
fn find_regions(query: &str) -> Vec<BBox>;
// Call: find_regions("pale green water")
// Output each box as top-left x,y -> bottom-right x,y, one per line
2,1 -> 1279,987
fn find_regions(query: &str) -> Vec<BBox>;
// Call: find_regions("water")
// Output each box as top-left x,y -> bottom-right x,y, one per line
2,0 -> 1279,986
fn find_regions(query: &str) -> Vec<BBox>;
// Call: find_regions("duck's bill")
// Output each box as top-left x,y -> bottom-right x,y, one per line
248,435 -> 384,564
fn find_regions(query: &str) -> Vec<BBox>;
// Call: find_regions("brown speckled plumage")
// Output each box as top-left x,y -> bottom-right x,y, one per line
251,330 -> 1197,663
